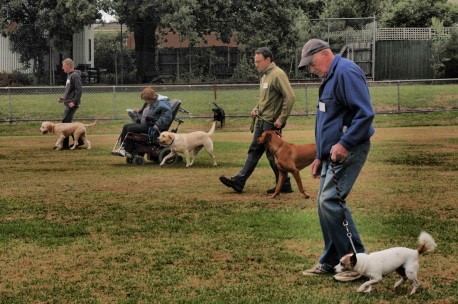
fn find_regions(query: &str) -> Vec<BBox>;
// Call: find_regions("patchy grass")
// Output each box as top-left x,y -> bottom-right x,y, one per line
0,116 -> 456,303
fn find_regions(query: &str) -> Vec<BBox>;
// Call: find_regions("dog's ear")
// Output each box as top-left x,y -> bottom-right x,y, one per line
350,253 -> 357,266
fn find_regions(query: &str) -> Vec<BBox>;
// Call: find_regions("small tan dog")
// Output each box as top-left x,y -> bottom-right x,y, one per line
257,130 -> 316,199
39,121 -> 96,150
158,121 -> 217,167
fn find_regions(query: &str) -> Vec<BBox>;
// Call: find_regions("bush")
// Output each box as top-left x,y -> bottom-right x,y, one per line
0,70 -> 34,86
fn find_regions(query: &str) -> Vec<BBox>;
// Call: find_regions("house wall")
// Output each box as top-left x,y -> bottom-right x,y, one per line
0,35 -> 33,73
72,25 -> 95,68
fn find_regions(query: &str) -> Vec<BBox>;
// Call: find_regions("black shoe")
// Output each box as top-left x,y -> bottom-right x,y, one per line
219,176 -> 244,193
266,186 -> 293,194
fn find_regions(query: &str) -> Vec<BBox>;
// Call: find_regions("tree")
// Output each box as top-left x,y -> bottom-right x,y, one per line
430,18 -> 458,78
0,0 -> 101,82
380,0 -> 456,27
217,0 -> 311,76
112,0 -> 238,82
320,0 -> 389,19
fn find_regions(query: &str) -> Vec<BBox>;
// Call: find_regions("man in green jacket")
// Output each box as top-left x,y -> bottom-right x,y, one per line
220,47 -> 295,193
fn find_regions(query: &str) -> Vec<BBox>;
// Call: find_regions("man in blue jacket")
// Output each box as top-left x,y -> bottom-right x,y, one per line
298,39 -> 375,282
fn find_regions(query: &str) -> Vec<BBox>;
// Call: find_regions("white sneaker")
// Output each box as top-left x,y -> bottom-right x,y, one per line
111,148 -> 126,156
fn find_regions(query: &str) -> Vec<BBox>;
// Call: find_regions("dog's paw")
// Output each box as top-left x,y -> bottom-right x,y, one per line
357,285 -> 366,293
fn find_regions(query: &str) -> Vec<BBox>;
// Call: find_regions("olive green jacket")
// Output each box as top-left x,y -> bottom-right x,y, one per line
254,62 -> 295,126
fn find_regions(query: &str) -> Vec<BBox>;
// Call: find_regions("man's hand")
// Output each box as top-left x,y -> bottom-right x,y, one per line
68,101 -> 75,108
250,109 -> 258,118
273,118 -> 282,129
311,159 -> 322,179
330,143 -> 348,163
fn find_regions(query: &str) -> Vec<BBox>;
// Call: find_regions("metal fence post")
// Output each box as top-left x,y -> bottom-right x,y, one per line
397,81 -> 401,112
7,87 -> 13,123
113,86 -> 118,120
304,85 -> 309,116
213,84 -> 217,103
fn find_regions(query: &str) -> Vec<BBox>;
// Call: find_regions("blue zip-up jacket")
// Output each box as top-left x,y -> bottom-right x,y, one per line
315,55 -> 375,161
140,96 -> 173,131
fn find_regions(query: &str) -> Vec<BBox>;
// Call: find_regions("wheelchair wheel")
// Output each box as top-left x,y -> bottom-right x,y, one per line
158,147 -> 178,164
133,155 -> 145,166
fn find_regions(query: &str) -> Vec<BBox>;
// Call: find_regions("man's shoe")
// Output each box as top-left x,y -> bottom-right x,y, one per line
334,271 -> 363,282
219,176 -> 244,193
302,264 -> 334,276
266,186 -> 293,194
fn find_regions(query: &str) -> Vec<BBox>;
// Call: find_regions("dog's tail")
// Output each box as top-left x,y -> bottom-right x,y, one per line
417,231 -> 437,254
85,120 -> 98,127
207,121 -> 216,136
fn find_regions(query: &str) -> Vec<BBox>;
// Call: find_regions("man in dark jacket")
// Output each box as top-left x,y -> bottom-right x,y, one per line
59,58 -> 83,149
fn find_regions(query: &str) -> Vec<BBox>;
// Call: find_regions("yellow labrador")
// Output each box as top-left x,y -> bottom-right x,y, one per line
158,121 -> 217,167
39,121 -> 96,150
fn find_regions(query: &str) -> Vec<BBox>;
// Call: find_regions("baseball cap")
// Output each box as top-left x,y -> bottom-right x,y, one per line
298,39 -> 330,70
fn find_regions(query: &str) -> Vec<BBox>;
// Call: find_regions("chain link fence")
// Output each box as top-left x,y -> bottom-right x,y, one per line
1,79 -> 457,123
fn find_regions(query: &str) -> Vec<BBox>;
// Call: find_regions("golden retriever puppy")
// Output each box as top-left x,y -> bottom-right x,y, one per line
39,121 -> 96,150
158,121 -> 217,167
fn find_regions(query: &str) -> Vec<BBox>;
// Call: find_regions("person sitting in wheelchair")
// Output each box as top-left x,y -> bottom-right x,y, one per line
112,86 -> 172,156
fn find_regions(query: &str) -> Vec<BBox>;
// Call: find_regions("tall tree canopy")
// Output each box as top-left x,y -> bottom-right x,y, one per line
380,0 -> 457,27
0,0 -> 101,78
113,0 -> 312,81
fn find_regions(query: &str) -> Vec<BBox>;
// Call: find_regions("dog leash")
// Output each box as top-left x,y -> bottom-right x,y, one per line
330,160 -> 358,255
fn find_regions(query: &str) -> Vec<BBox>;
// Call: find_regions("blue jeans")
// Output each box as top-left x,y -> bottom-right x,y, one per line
317,140 -> 370,271
235,119 -> 291,188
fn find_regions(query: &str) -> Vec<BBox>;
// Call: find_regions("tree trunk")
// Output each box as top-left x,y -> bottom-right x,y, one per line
134,21 -> 158,83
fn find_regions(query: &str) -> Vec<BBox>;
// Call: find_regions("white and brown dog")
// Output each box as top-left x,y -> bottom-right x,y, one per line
39,121 -> 96,150
157,121 -> 217,167
335,231 -> 437,295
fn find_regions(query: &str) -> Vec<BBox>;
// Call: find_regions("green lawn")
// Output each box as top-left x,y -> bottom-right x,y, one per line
0,111 -> 456,303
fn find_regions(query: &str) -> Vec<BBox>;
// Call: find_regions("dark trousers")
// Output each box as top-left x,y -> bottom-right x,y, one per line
119,123 -> 149,143
62,105 -> 79,147
235,119 -> 291,188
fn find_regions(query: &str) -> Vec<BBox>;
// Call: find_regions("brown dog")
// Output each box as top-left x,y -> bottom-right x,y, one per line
39,121 -> 96,150
257,130 -> 316,199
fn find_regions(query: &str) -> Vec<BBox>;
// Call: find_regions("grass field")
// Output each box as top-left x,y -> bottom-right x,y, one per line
1,83 -> 457,122
0,111 -> 457,303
